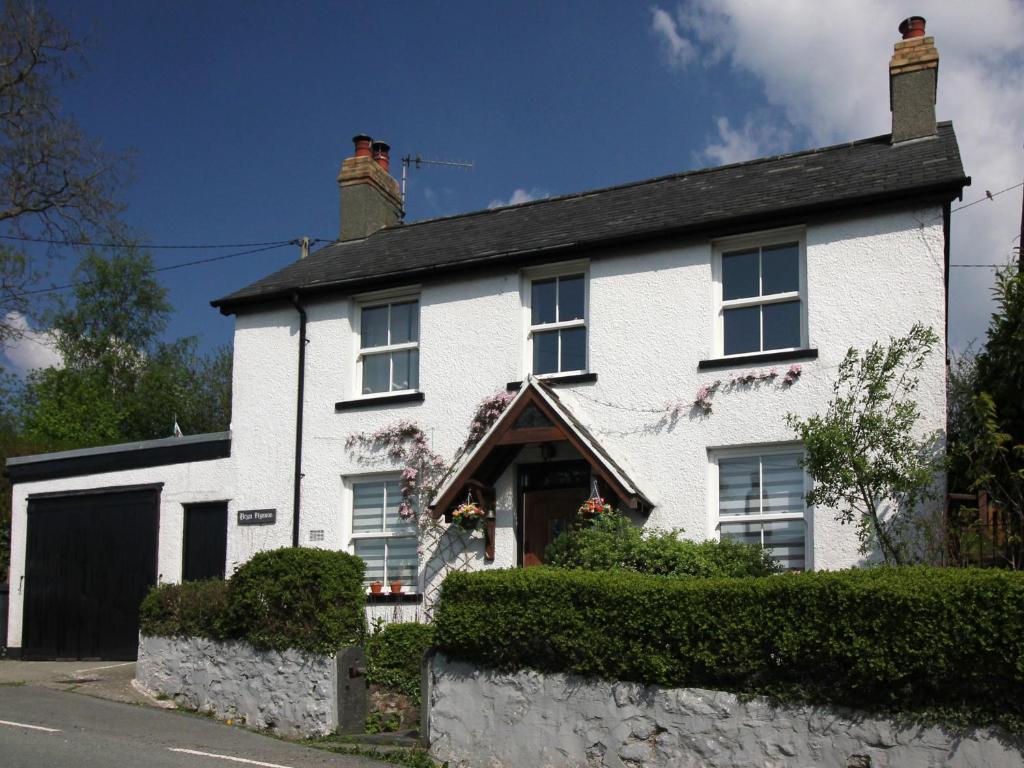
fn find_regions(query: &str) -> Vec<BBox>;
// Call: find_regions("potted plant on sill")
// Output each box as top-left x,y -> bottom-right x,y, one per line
453,500 -> 486,531
369,580 -> 383,595
389,580 -> 403,595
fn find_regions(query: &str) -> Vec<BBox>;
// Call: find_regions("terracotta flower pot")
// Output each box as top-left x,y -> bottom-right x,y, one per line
370,581 -> 383,594
390,580 -> 403,594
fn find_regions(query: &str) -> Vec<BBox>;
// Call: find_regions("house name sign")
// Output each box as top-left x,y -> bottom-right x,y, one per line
237,508 -> 276,526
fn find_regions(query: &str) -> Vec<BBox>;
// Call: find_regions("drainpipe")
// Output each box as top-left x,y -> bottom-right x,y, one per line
291,293 -> 307,548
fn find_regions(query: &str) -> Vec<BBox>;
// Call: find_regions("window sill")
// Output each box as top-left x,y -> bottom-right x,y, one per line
698,348 -> 818,371
506,372 -> 598,390
335,392 -> 425,411
366,592 -> 423,605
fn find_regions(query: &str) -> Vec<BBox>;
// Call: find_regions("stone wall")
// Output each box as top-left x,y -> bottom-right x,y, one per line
137,635 -> 356,738
425,654 -> 1024,768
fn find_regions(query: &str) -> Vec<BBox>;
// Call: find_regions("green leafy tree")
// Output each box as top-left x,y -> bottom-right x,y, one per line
946,349 -> 980,493
975,265 -> 1024,443
950,265 -> 1024,564
1,0 -> 126,342
20,248 -> 231,449
786,323 -> 943,565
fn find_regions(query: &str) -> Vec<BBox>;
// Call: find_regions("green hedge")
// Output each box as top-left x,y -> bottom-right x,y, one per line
140,547 -> 366,655
545,511 -> 779,577
434,566 -> 1024,728
367,622 -> 434,703
226,547 -> 366,655
139,580 -> 229,640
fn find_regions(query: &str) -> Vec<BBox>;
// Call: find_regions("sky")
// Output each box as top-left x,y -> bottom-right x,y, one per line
4,0 -> 1024,373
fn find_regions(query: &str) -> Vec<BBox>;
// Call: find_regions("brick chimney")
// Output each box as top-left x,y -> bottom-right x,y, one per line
889,16 -> 939,144
337,134 -> 402,241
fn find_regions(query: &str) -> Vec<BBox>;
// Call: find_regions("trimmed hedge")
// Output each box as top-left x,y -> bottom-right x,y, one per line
367,622 -> 435,703
140,547 -> 366,655
139,580 -> 229,640
545,511 -> 779,577
226,547 -> 366,655
434,566 -> 1024,728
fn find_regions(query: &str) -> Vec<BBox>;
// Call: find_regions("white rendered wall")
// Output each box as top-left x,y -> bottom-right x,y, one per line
227,307 -> 300,569
225,205 -> 947,579
5,206 -> 948,648
6,456 -> 233,650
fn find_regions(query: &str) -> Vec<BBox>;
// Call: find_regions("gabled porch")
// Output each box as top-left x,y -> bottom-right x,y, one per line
431,378 -> 652,566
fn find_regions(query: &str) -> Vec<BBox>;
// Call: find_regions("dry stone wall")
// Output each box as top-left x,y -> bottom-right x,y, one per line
425,654 -> 1024,768
137,635 -> 339,737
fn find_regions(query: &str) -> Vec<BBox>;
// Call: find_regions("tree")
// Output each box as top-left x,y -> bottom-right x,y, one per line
20,248 -> 231,449
1,0 -> 125,342
786,323 -> 943,565
949,265 -> 1024,562
973,264 -> 1024,455
946,349 -> 979,494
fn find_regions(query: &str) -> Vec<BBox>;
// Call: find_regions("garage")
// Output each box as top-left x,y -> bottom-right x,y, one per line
22,485 -> 160,660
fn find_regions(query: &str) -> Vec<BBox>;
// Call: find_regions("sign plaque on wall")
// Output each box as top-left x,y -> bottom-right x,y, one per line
237,508 -> 276,526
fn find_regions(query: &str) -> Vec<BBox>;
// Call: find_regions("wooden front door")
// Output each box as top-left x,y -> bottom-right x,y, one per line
523,487 -> 586,567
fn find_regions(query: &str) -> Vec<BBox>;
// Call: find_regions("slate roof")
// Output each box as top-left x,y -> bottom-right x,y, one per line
214,123 -> 968,312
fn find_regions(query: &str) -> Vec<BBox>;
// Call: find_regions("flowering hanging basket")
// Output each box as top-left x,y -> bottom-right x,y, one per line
578,496 -> 612,520
453,501 -> 485,531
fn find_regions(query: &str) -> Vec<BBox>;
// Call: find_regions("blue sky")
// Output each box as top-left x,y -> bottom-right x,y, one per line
5,1 -> 1024,371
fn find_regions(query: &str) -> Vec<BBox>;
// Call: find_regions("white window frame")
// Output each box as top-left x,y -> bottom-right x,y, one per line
711,227 -> 808,359
521,260 -> 589,379
343,473 -> 420,593
352,287 -> 421,399
707,442 -> 813,571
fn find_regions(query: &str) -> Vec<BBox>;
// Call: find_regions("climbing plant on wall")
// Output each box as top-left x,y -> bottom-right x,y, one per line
345,389 -> 514,613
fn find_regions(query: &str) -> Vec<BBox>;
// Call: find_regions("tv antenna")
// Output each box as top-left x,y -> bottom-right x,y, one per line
400,153 -> 474,214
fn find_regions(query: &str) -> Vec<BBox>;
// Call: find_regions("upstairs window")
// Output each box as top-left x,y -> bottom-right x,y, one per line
529,273 -> 586,375
359,298 -> 419,394
719,241 -> 803,356
349,478 -> 418,590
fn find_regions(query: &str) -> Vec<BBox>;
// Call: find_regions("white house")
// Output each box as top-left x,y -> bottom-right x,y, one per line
4,19 -> 969,659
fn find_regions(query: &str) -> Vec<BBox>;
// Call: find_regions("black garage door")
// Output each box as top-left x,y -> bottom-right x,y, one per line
23,486 -> 160,660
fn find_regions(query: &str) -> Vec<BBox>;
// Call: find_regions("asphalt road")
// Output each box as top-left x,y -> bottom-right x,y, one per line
0,685 -> 391,768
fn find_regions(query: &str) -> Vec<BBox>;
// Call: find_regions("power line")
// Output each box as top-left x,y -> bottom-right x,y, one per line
20,242 -> 295,296
0,234 -> 298,249
950,182 -> 1024,214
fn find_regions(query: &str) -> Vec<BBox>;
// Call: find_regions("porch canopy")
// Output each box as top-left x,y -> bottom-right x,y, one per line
430,377 -> 653,520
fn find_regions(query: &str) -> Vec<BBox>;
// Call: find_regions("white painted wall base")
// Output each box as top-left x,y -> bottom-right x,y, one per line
137,635 -> 344,738
425,654 -> 1024,768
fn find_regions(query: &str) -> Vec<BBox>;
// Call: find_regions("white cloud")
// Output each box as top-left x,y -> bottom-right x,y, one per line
488,188 -> 550,209
652,1 -> 1024,348
2,312 -> 62,374
650,7 -> 696,69
699,115 -> 791,166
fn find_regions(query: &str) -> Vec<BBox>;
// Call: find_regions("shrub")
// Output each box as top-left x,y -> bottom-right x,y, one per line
224,547 -> 366,655
367,622 -> 435,703
139,580 -> 229,640
545,511 -> 779,577
434,566 -> 1024,729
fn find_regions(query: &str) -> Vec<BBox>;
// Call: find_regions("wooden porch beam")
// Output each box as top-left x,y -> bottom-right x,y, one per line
497,427 -> 565,445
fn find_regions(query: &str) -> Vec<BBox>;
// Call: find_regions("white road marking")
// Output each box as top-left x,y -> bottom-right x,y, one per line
72,661 -> 135,674
167,748 -> 295,767
0,719 -> 61,733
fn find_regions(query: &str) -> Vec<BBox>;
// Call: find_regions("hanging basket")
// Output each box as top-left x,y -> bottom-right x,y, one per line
453,500 -> 485,531
579,478 -> 612,522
